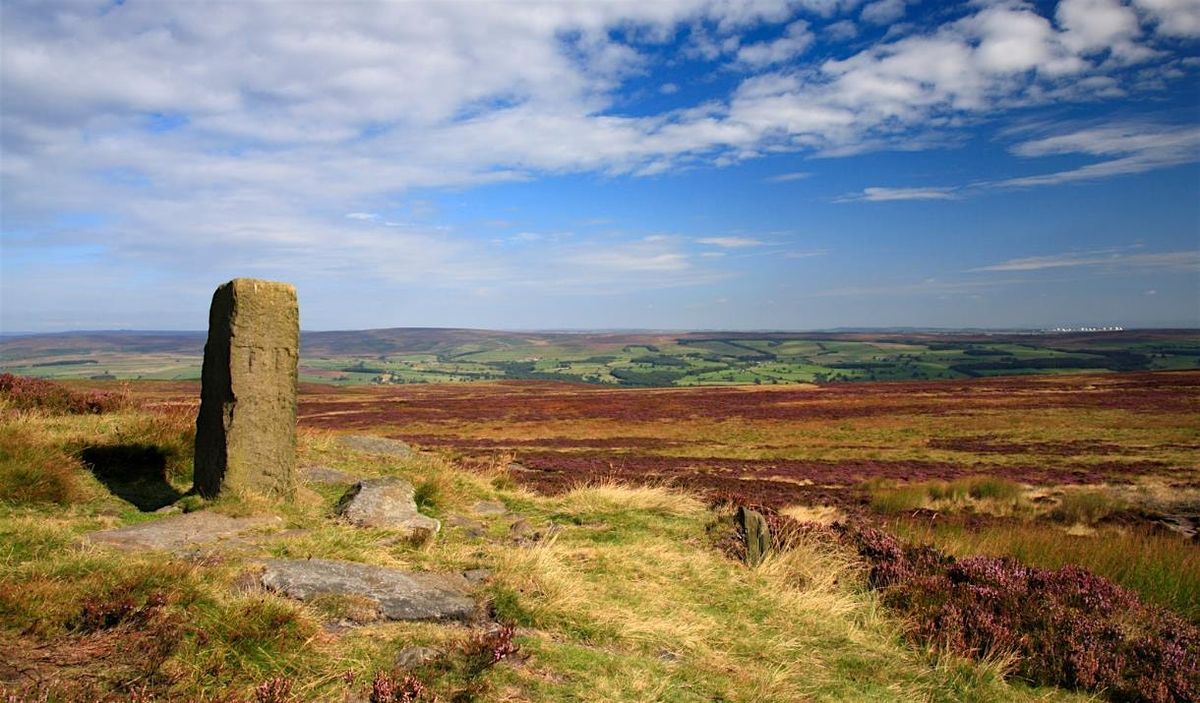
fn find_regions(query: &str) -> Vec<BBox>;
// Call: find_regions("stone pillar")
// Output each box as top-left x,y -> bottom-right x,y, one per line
193,278 -> 298,499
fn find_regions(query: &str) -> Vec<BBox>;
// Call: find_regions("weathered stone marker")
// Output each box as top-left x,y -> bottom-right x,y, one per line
737,506 -> 771,567
193,278 -> 298,499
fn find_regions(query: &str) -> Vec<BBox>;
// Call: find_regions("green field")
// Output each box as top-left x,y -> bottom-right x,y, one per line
2,328 -> 1197,387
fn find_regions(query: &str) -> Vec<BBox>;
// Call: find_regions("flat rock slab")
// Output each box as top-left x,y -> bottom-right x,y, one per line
338,435 -> 414,457
336,477 -> 440,536
86,512 -> 281,553
260,559 -> 476,621
300,464 -> 359,485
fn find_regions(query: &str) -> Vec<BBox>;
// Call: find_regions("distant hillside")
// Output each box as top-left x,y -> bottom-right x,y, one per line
2,328 -> 1198,386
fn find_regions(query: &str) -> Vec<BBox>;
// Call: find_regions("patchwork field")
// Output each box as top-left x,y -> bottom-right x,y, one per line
3,328 -> 1198,386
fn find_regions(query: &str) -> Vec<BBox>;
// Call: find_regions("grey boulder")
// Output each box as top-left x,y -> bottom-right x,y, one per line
260,559 -> 476,621
335,477 -> 440,536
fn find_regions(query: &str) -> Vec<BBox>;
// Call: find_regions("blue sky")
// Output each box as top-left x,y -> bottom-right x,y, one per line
1,0 -> 1198,332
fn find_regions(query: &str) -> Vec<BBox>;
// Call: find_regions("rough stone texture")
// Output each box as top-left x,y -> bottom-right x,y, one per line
260,559 -> 476,621
471,500 -> 507,516
86,511 -> 281,554
737,506 -> 771,567
194,278 -> 299,500
335,477 -> 440,536
338,435 -> 414,457
300,464 -> 358,485
445,514 -> 487,539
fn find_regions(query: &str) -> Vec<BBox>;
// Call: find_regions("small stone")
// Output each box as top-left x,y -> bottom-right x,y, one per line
260,558 -> 476,621
508,518 -> 533,537
471,500 -> 507,516
335,477 -> 440,537
394,646 -> 442,670
337,435 -> 414,457
461,568 -> 491,585
445,515 -> 487,539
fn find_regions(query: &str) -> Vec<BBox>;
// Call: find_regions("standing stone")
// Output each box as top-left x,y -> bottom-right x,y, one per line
737,506 -> 771,567
194,278 -> 299,499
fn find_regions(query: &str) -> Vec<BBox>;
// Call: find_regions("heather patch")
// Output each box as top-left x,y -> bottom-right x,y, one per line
0,373 -> 129,415
840,524 -> 1200,702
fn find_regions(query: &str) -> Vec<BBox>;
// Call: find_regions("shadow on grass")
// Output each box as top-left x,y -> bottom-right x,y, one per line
79,444 -> 184,511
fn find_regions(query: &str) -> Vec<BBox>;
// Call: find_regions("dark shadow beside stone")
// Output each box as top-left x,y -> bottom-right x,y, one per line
79,444 -> 183,512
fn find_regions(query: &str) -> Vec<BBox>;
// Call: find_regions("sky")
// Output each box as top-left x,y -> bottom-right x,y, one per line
1,0 -> 1198,333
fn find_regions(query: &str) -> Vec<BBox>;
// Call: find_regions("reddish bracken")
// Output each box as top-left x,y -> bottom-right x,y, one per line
0,373 -> 129,414
839,524 -> 1200,703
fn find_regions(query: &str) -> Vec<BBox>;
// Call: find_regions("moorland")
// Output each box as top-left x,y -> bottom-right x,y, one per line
0,362 -> 1196,701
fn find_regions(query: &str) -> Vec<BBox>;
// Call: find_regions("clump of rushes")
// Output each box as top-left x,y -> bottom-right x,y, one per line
839,523 -> 1200,703
866,476 -> 1024,515
1051,489 -> 1127,525
0,373 -> 129,414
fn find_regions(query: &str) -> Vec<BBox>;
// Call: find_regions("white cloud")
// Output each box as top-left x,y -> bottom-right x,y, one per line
697,236 -> 765,247
345,212 -> 379,220
1133,0 -> 1200,37
840,186 -> 958,202
737,20 -> 815,67
999,122 -> 1200,187
851,121 -> 1200,198
1057,0 -> 1156,63
766,170 -> 813,182
861,0 -> 907,25
972,249 -> 1200,272
825,19 -> 859,41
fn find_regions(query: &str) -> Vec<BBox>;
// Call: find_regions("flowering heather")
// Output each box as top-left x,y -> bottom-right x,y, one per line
368,671 -> 427,703
840,524 -> 1200,702
0,373 -> 129,414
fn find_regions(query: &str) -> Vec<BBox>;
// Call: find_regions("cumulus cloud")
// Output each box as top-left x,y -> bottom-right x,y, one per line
1133,0 -> 1200,37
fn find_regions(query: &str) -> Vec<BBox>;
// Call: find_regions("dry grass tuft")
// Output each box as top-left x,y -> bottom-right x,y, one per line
561,481 -> 705,518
